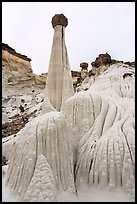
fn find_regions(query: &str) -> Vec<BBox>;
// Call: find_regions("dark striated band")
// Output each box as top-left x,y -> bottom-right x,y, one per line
2,43 -> 31,62
52,14 -> 68,28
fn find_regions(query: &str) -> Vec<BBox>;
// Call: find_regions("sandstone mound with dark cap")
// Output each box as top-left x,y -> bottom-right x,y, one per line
91,52 -> 112,68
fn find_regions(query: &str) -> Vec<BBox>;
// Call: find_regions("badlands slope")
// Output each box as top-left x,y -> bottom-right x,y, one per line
2,60 -> 135,202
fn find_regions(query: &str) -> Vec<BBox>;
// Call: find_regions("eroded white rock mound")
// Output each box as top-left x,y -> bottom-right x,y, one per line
62,63 -> 135,201
5,111 -> 75,201
21,155 -> 56,202
3,63 -> 135,202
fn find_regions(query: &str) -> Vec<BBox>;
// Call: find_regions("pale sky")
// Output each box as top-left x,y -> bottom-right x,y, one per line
2,2 -> 135,74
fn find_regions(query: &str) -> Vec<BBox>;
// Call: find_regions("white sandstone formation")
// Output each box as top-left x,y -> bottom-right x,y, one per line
5,111 -> 75,201
2,14 -> 135,202
21,155 -> 57,202
3,62 -> 135,202
42,14 -> 74,112
62,62 -> 135,201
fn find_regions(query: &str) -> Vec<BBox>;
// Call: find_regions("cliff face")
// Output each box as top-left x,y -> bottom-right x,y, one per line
2,43 -> 32,72
2,43 -> 46,97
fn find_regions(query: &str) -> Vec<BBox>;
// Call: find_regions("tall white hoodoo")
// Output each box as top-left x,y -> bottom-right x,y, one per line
42,14 -> 74,112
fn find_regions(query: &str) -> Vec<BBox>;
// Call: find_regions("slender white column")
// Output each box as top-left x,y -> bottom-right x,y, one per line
42,14 -> 74,112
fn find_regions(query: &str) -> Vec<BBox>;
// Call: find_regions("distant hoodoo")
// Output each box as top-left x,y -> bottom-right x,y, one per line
80,62 -> 88,79
80,62 -> 88,70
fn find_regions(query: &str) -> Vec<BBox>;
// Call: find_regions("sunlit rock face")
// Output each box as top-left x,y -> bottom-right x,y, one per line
42,14 -> 74,112
2,43 -> 46,98
2,43 -> 32,72
2,43 -> 34,93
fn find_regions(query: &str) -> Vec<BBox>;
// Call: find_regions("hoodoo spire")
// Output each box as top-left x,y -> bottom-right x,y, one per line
42,14 -> 74,112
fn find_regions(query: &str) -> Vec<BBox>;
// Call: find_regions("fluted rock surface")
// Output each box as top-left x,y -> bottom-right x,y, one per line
2,59 -> 135,202
62,62 -> 135,201
4,112 -> 75,201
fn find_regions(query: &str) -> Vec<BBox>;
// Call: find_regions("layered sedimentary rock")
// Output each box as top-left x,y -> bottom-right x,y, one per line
2,43 -> 34,90
2,43 -> 32,71
2,43 -> 46,97
2,43 -> 47,137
